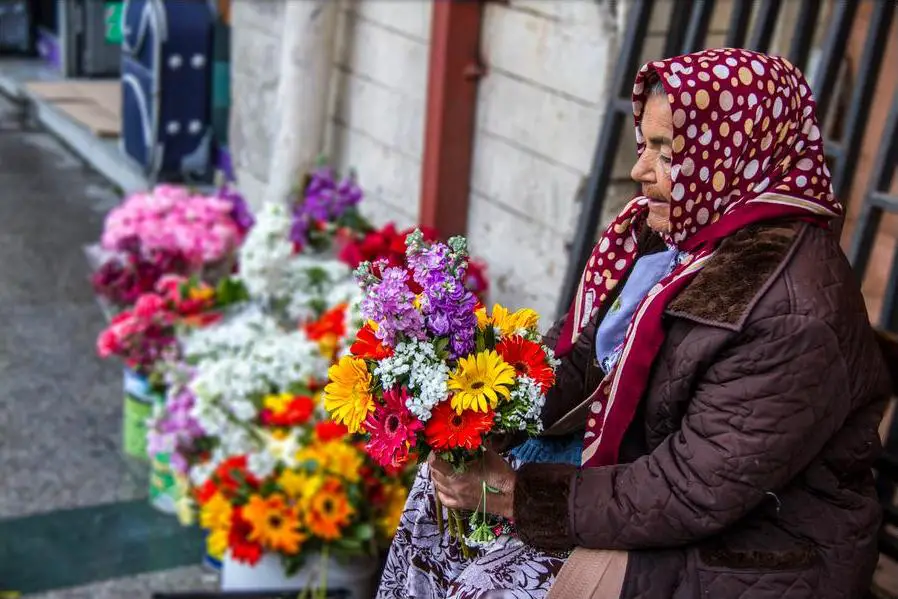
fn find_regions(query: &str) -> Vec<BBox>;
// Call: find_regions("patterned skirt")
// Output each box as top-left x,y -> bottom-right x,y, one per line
376,463 -> 568,599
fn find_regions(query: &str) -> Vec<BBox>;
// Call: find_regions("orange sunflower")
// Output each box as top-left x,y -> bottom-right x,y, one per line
305,478 -> 355,540
424,400 -> 494,451
496,336 -> 556,392
242,494 -> 306,554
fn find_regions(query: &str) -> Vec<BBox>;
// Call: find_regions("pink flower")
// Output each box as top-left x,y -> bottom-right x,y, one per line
363,386 -> 423,469
133,293 -> 166,318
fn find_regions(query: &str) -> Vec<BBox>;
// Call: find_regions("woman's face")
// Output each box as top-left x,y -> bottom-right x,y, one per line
631,94 -> 674,233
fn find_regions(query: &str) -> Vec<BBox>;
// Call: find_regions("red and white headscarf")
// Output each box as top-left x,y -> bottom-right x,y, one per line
554,48 -> 843,468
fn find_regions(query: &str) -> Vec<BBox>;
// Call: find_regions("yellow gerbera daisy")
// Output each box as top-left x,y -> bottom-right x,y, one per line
206,527 -> 230,560
278,469 -> 323,509
243,494 -> 306,554
477,304 -> 540,336
378,482 -> 410,538
324,355 -> 375,433
199,492 -> 232,532
322,440 -> 364,483
448,350 -> 516,412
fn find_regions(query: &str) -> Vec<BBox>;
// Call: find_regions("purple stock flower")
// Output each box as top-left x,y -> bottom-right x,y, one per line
291,166 -> 365,244
218,186 -> 255,232
147,381 -> 206,476
405,232 -> 478,357
359,266 -> 426,347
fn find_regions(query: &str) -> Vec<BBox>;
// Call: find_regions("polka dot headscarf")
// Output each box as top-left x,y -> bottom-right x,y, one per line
554,49 -> 843,468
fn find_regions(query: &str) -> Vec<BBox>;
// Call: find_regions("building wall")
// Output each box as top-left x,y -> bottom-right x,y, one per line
228,0 -> 286,208
465,1 -> 621,317
325,0 -> 433,230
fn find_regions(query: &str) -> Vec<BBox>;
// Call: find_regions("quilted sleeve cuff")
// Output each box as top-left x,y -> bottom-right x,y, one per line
513,462 -> 578,551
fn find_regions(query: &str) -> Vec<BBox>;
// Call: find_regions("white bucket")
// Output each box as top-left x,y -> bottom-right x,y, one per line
221,551 -> 379,598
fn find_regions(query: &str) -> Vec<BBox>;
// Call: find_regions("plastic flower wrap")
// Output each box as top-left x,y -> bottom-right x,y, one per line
324,230 -> 558,551
236,202 -> 355,324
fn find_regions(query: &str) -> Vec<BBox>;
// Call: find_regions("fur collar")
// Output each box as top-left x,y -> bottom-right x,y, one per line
663,221 -> 805,331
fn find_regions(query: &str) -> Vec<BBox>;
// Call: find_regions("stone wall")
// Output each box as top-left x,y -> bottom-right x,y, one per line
464,1 -> 621,317
228,0 -> 286,208
324,1 -> 433,229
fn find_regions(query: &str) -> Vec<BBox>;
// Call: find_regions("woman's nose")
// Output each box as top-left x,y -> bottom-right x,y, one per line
630,154 -> 655,184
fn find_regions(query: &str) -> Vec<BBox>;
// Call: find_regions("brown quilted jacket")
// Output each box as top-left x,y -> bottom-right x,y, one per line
513,221 -> 891,599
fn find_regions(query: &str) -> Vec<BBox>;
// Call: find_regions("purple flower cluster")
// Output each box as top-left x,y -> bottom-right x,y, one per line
357,263 -> 426,347
147,381 -> 205,475
407,232 -> 478,358
217,186 -> 255,233
290,167 -> 364,246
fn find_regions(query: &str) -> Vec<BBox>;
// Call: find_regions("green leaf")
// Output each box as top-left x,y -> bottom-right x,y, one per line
351,523 -> 375,541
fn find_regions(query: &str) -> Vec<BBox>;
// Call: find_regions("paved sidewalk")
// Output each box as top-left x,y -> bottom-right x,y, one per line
0,92 -> 212,597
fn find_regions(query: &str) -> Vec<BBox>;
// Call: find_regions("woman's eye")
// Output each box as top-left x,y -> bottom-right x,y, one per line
660,154 -> 672,164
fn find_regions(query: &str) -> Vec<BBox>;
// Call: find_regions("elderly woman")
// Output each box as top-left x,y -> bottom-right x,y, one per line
376,48 -> 891,599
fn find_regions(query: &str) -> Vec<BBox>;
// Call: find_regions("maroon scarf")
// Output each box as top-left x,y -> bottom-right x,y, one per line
554,49 -> 843,468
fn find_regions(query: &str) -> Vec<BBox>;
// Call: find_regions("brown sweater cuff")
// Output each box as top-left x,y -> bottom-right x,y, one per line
513,462 -> 578,551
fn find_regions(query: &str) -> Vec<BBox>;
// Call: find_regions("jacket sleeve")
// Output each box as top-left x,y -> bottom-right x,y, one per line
539,315 -> 600,434
514,314 -> 852,551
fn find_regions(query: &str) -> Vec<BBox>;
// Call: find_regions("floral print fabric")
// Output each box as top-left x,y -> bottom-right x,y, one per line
376,464 -> 567,599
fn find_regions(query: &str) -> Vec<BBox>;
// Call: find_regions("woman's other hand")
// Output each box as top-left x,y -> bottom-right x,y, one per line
429,450 -> 516,519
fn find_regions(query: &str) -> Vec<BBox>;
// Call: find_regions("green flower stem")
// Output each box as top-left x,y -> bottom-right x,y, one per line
434,492 -> 445,536
318,545 -> 329,599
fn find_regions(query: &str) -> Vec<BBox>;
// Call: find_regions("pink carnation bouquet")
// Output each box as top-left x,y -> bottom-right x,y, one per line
101,185 -> 244,268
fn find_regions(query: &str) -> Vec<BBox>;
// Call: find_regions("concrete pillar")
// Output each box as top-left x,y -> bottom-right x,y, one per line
263,0 -> 339,207
228,0 -> 338,209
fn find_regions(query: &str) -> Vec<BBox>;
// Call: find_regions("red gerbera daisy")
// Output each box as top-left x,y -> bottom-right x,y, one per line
315,421 -> 349,442
260,395 -> 316,427
364,387 -> 422,468
496,336 -> 556,392
424,401 -> 494,451
228,507 -> 263,566
213,455 -> 258,497
350,323 -> 393,360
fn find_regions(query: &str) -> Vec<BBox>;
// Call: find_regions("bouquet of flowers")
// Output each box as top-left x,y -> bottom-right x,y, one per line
335,222 -> 491,304
289,164 -> 370,253
178,308 -> 408,583
96,274 -> 248,377
324,230 -> 558,551
100,184 -> 248,268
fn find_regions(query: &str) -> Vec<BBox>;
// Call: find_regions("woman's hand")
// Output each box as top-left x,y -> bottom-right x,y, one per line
429,450 -> 516,520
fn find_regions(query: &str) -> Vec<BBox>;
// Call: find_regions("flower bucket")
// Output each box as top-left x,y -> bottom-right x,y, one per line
122,367 -> 165,460
221,552 -> 377,598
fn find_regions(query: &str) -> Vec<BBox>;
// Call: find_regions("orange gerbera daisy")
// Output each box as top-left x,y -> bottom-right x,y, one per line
242,494 -> 306,554
424,400 -> 494,451
305,478 -> 354,541
496,336 -> 556,392
349,322 -> 393,360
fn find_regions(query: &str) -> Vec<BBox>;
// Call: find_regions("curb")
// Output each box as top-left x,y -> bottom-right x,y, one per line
0,69 -> 150,194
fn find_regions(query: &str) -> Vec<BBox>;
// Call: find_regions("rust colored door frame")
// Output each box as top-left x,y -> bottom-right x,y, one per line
418,0 -> 488,238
